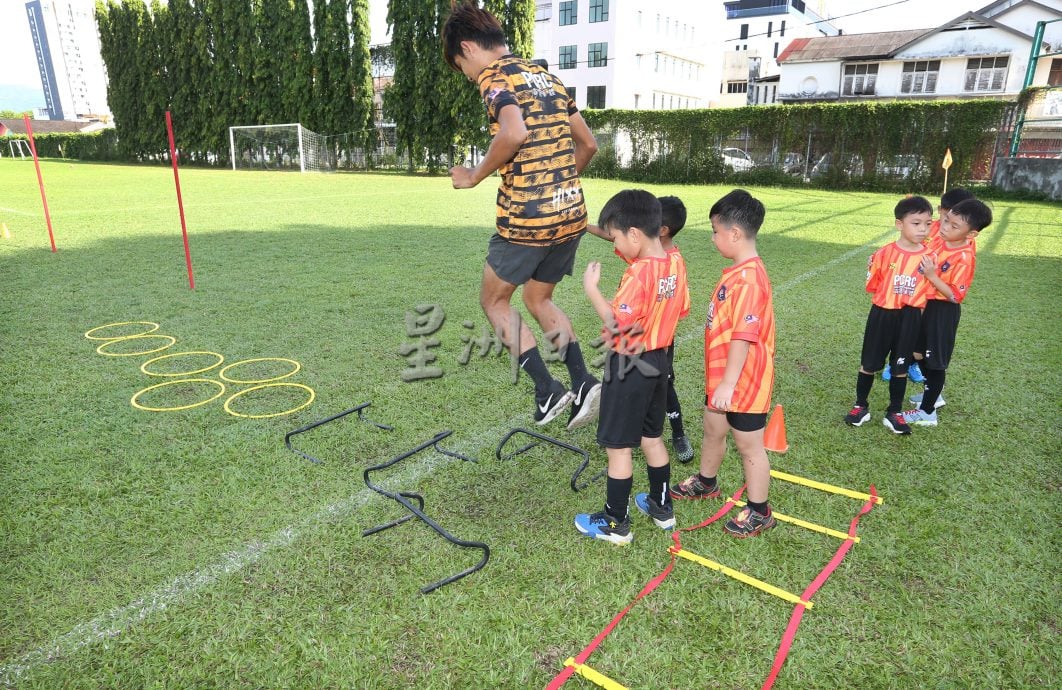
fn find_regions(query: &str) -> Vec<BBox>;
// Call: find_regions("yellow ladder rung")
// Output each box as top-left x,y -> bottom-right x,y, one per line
771,469 -> 884,504
564,658 -> 629,690
671,548 -> 813,609
732,499 -> 859,542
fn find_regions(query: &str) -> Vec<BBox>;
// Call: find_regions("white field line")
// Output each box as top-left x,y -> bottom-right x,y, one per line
0,411 -> 525,687
0,206 -> 37,217
0,230 -> 890,685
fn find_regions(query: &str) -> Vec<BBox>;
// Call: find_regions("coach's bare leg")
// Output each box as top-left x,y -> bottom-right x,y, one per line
481,263 -> 536,355
522,277 -> 577,352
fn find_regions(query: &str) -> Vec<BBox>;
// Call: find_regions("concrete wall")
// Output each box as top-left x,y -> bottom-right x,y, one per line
992,157 -> 1062,199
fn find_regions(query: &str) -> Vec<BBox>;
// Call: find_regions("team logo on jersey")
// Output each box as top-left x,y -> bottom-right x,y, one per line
893,274 -> 918,296
940,260 -> 951,273
520,71 -> 557,98
717,285 -> 727,301
744,314 -> 758,323
706,302 -> 716,330
618,303 -> 633,315
485,88 -> 504,105
657,274 -> 677,301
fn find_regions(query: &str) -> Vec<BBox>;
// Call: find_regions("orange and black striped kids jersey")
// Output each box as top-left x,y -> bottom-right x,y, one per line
605,253 -> 690,355
926,236 -> 976,303
704,257 -> 776,414
478,55 -> 586,246
866,241 -> 930,309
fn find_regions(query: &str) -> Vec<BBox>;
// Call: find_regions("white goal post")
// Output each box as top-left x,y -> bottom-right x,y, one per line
228,123 -> 334,173
4,139 -> 33,159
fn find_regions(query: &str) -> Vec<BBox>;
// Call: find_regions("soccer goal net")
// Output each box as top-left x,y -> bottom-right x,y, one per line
228,123 -> 334,172
4,139 -> 32,159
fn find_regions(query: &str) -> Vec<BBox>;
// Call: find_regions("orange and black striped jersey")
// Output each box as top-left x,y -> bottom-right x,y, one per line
606,253 -> 690,355
704,257 -> 776,414
478,55 -> 586,246
926,236 -> 976,303
866,241 -> 930,309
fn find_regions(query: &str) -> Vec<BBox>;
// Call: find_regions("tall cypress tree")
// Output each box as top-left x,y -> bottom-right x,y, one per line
350,0 -> 376,154
385,0 -> 418,170
253,0 -> 287,124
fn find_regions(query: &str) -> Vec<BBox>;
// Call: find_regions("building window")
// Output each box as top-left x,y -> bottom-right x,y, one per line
588,42 -> 608,68
727,81 -> 748,94
589,0 -> 608,23
740,24 -> 749,40
900,60 -> 940,94
964,56 -> 1009,92
587,85 -> 606,108
767,21 -> 772,37
1049,58 -> 1062,86
559,44 -> 577,70
559,0 -> 577,26
774,42 -> 779,58
843,63 -> 879,96
780,20 -> 785,36
534,1 -> 551,22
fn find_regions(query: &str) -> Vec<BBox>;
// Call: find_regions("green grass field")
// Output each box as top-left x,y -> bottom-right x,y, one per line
1,159 -> 1059,688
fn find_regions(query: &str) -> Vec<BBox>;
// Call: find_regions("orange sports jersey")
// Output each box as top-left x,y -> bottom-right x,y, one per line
926,218 -> 978,253
478,55 -> 586,246
925,236 -> 976,303
866,241 -> 930,309
704,257 -> 776,414
614,244 -> 684,266
606,253 -> 690,355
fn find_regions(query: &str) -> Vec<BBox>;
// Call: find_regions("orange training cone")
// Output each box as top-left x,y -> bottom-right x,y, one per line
764,404 -> 788,453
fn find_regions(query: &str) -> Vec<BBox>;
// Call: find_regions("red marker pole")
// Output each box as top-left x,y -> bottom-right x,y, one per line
23,114 -> 57,252
165,110 -> 195,289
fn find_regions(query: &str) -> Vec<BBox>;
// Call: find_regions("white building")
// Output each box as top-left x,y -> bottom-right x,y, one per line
532,0 -> 724,110
719,0 -> 839,107
777,0 -> 1062,103
25,0 -> 111,121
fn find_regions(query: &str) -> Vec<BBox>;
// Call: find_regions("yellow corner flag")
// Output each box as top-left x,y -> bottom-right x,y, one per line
942,148 -> 953,170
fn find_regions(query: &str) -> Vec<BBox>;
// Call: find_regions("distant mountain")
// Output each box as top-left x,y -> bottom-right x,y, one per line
0,84 -> 46,112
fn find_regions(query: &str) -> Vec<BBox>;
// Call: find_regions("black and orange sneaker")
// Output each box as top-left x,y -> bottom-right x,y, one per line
723,507 -> 777,538
670,474 -> 721,500
882,411 -> 912,435
844,404 -> 871,426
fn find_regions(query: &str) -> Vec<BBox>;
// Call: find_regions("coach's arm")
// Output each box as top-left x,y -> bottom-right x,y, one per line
450,104 -> 527,189
570,112 -> 598,174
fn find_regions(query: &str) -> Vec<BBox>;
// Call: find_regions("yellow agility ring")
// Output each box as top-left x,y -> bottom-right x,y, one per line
85,321 -> 160,341
223,383 -> 315,419
218,357 -> 301,384
96,334 -> 177,357
131,378 -> 226,412
141,351 -> 225,377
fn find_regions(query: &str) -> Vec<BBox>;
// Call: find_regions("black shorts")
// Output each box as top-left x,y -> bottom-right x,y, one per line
486,233 -> 582,286
702,401 -> 768,432
860,305 -> 921,376
915,300 -> 961,371
597,348 -> 669,449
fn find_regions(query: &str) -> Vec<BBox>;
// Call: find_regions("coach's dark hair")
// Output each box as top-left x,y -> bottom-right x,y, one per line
949,198 -> 993,231
442,1 -> 506,72
939,187 -> 975,211
709,189 -> 765,237
659,196 -> 687,237
894,195 -> 933,220
598,190 -> 662,238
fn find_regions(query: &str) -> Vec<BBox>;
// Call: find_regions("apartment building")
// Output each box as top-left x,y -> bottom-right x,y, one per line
25,0 -> 110,121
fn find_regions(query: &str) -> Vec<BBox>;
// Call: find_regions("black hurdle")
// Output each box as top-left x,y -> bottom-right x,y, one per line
285,401 -> 393,464
362,430 -> 490,594
495,428 -> 606,492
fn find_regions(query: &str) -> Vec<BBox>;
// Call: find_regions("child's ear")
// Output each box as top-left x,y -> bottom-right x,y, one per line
968,229 -> 980,238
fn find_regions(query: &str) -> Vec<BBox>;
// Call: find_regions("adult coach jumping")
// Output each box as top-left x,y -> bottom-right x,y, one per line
443,1 -> 601,429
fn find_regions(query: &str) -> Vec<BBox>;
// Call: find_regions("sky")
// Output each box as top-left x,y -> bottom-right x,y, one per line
0,0 -> 1000,111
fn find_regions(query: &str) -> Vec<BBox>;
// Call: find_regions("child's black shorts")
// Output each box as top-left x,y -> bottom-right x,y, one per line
915,300 -> 961,371
860,304 -> 921,375
597,348 -> 670,449
486,233 -> 582,285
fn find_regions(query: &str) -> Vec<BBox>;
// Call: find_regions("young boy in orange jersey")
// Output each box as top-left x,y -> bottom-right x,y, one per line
903,198 -> 992,426
585,196 -> 695,460
671,189 -> 778,538
575,190 -> 690,544
844,196 -> 933,435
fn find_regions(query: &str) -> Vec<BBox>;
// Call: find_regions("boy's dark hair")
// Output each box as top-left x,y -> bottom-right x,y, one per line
949,198 -> 992,231
598,190 -> 662,238
709,189 -> 765,237
940,187 -> 975,211
442,2 -> 507,72
894,195 -> 933,219
658,196 -> 687,237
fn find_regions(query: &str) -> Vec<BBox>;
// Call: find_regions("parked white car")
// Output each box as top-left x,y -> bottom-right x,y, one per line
721,148 -> 754,171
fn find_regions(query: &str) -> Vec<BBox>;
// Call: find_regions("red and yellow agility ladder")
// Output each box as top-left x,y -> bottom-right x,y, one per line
546,471 -> 882,690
